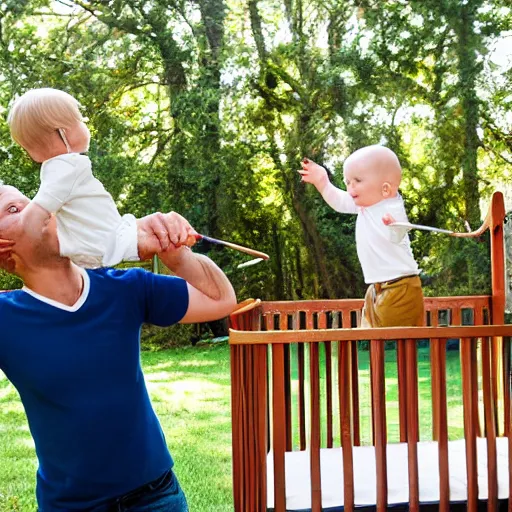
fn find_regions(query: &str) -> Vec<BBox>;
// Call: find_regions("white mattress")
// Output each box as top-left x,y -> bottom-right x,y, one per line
267,438 -> 509,510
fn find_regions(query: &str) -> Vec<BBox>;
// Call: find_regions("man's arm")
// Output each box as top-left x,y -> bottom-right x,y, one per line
160,246 -> 237,323
136,211 -> 237,323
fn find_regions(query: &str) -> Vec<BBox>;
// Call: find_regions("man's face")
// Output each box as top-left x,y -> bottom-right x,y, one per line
0,186 -> 60,271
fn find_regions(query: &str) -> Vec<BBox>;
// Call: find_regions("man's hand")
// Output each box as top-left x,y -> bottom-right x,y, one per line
0,239 -> 15,274
136,212 -> 198,261
298,158 -> 330,191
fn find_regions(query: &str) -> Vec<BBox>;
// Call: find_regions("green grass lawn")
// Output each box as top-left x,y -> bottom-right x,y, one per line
0,344 -> 234,512
0,343 -> 465,511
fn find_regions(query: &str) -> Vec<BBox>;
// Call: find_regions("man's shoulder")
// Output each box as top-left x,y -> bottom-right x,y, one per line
87,267 -> 186,293
87,266 -> 148,285
0,289 -> 27,302
0,290 -> 33,313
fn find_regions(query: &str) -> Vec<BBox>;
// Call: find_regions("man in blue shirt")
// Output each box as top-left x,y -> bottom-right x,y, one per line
0,185 -> 237,511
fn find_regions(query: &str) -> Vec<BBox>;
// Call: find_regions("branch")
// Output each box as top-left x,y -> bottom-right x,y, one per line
481,142 -> 512,165
248,0 -> 267,62
73,1 -> 145,37
481,111 -> 512,151
30,12 -> 74,17
55,0 -> 74,7
149,133 -> 173,169
66,12 -> 93,31
108,81 -> 164,105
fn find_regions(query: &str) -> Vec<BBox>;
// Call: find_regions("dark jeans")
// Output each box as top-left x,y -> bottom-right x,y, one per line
85,469 -> 188,512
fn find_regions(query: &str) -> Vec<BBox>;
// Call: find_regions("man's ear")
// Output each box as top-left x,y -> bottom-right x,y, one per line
0,242 -> 16,274
382,181 -> 392,198
0,254 -> 16,275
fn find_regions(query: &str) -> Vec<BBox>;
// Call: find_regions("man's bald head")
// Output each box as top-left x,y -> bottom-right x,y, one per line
0,184 -> 24,198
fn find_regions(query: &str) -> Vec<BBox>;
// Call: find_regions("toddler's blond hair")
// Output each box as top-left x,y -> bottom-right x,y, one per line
7,88 -> 83,152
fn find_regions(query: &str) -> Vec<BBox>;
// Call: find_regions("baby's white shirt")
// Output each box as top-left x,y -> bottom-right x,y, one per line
32,153 -> 138,268
321,182 -> 419,284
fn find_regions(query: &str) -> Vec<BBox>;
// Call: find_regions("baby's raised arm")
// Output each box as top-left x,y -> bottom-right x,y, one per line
298,158 -> 357,214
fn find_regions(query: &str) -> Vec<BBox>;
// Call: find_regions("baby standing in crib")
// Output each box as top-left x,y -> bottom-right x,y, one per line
7,87 -> 138,268
299,145 -> 424,328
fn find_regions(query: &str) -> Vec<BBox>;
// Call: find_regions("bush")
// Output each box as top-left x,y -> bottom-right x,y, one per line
141,323 -> 196,351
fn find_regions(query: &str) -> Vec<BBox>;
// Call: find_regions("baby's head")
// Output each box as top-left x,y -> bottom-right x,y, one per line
7,88 -> 90,163
343,145 -> 402,207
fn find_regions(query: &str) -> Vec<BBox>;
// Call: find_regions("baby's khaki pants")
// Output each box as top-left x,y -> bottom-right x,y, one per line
361,275 -> 424,328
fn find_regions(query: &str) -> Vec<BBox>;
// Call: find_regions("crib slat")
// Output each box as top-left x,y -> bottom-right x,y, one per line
243,345 -> 255,508
247,346 -> 257,508
430,310 -> 440,442
474,307 -> 484,326
370,339 -> 388,511
272,344 -> 287,512
351,339 -> 361,446
482,336 -> 498,511
318,313 -> 334,448
454,309 -> 482,439
339,340 -> 354,511
405,339 -> 419,511
256,345 -> 269,511
397,339 -> 408,443
451,307 -> 461,325
474,308 -> 484,439
310,342 -> 322,512
461,336 -> 478,512
344,311 -> 360,446
509,381 -> 512,512
231,346 -> 242,509
503,336 -> 511,436
306,311 -> 314,330
433,338 -> 450,512
298,342 -> 306,450
279,314 -> 292,452
491,335 -> 502,436
325,340 -> 333,448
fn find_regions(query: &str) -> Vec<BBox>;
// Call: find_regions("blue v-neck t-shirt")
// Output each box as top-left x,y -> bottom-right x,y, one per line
0,267 -> 189,511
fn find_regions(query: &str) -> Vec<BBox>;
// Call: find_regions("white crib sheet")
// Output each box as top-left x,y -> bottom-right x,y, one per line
267,438 -> 509,510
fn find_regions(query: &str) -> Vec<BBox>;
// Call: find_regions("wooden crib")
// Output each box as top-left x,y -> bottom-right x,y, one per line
228,192 -> 512,512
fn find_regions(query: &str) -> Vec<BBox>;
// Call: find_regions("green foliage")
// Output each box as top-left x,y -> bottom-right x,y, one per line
0,0 -> 510,340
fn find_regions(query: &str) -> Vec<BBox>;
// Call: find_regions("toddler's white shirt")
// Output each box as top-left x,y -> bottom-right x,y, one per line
321,182 -> 419,284
33,153 -> 138,268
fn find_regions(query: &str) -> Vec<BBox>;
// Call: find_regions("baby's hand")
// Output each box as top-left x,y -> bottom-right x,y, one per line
382,214 -> 396,225
297,158 -> 329,189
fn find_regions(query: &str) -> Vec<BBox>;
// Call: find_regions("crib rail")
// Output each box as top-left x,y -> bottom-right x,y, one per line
231,295 -> 492,451
230,323 -> 512,512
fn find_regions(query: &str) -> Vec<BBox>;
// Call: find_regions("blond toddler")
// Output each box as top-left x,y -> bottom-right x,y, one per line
7,88 -> 138,268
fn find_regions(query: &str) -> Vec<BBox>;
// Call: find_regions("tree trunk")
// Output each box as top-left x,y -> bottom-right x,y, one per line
457,0 -> 482,228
